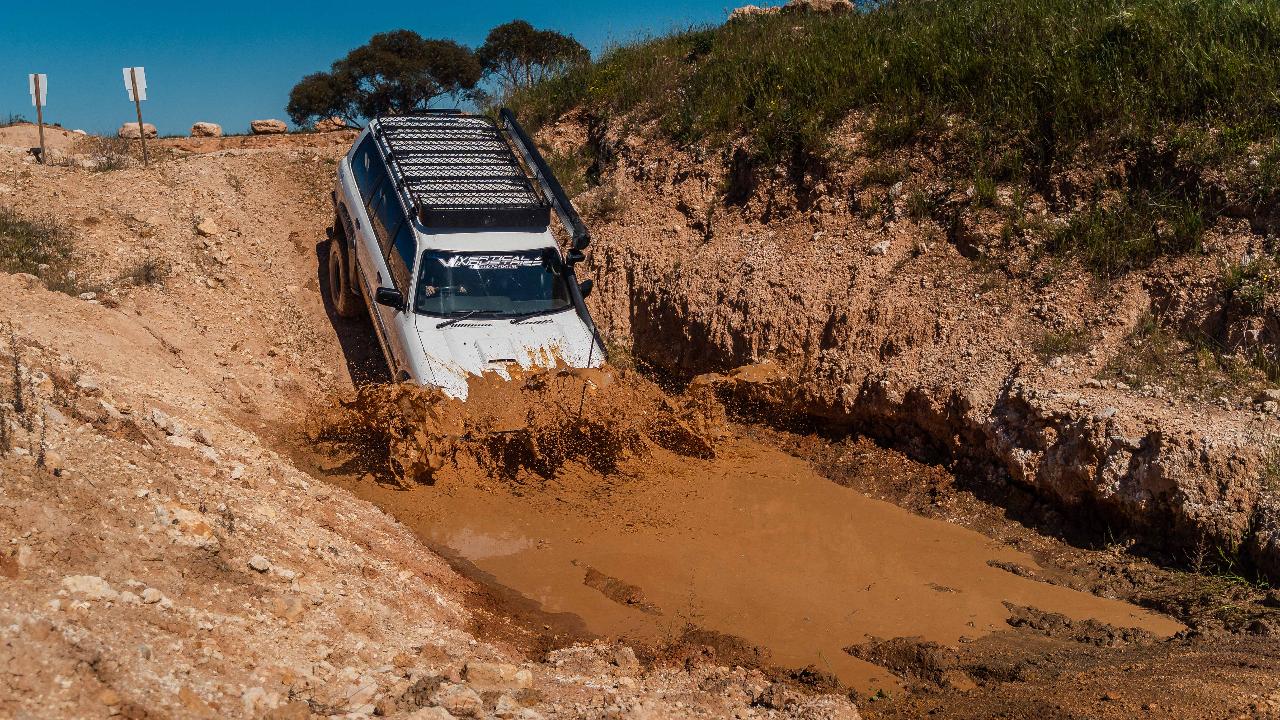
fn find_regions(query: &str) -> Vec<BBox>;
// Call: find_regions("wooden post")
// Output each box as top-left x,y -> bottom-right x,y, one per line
33,73 -> 46,163
129,68 -> 149,168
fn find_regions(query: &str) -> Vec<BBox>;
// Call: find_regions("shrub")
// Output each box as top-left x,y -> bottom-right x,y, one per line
118,257 -> 171,287
72,135 -> 136,172
1046,193 -> 1204,277
1102,313 -> 1270,397
1221,255 -> 1279,315
0,207 -> 89,296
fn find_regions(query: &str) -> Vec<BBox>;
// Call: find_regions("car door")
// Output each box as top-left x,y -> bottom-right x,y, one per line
366,179 -> 414,376
348,135 -> 402,369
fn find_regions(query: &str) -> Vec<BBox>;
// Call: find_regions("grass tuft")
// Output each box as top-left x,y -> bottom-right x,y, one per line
117,257 -> 171,287
1034,327 -> 1093,359
0,207 -> 94,296
1046,193 -> 1204,277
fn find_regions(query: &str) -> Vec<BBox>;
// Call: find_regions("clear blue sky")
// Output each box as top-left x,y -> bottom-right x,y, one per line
1,1 -> 732,136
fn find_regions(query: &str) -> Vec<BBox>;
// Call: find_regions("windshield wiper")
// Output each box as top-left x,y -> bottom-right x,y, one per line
510,309 -> 562,324
436,310 -> 495,329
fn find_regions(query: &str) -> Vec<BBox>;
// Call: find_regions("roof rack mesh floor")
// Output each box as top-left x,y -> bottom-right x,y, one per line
373,115 -> 551,230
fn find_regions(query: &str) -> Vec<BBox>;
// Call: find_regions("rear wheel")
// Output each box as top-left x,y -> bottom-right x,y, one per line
327,233 -> 362,318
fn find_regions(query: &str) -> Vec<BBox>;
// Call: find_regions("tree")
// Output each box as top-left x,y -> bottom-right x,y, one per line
288,30 -> 482,126
478,21 -> 588,98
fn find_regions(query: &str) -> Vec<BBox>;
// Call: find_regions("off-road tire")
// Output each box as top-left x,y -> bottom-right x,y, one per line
327,235 -> 362,318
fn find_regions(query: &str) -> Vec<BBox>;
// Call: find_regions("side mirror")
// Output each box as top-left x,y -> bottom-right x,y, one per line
578,279 -> 594,298
566,249 -> 586,266
374,287 -> 404,310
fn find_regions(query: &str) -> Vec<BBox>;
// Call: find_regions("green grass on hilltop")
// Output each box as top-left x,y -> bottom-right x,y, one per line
511,0 -> 1280,277
515,0 -> 1280,166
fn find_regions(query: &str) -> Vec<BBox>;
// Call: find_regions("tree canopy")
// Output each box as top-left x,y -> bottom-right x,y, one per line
287,30 -> 482,126
477,21 -> 589,98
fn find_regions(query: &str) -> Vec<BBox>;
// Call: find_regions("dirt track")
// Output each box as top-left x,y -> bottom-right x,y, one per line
1,129 -> 1278,719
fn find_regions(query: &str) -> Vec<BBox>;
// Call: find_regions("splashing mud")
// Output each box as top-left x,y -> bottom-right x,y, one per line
308,365 -> 1183,693
317,365 -> 725,486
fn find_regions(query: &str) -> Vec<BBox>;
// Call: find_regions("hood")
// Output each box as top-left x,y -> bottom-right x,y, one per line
414,309 -> 603,399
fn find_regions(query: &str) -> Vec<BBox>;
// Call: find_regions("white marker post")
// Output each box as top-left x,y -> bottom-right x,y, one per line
123,66 -> 149,167
27,73 -> 47,163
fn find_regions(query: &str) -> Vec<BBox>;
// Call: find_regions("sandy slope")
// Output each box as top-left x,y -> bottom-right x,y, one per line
0,137 -> 860,719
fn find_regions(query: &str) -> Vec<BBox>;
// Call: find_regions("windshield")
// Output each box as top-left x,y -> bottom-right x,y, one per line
414,249 -> 573,317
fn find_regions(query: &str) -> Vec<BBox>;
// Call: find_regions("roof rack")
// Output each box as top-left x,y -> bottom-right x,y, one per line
371,113 -> 551,230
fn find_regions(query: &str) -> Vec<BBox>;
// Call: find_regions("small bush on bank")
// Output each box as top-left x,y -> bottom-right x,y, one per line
0,207 -> 91,296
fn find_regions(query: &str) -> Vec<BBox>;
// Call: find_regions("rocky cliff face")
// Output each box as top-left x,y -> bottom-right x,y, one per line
547,113 -> 1280,576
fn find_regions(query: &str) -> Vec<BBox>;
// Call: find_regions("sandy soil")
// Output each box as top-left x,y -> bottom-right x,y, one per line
2,126 -> 1278,720
0,134 -> 859,719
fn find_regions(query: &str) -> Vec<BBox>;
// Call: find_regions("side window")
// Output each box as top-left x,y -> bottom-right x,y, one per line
389,222 -> 416,291
368,184 -> 408,281
351,135 -> 385,203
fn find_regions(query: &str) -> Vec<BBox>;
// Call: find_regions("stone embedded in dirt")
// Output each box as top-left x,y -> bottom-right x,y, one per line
118,122 -> 157,139
141,588 -> 163,604
190,122 -> 223,138
192,426 -> 214,446
248,555 -> 272,573
609,645 -> 640,673
869,240 -> 891,256
1257,389 -> 1280,403
407,707 -> 458,720
270,595 -> 306,622
78,292 -> 97,301
431,683 -> 483,718
98,689 -> 122,706
41,450 -> 63,472
756,682 -> 799,710
61,574 -> 119,601
195,219 -> 221,237
251,119 -> 288,135
462,661 -> 532,691
262,700 -> 312,719
75,375 -> 101,395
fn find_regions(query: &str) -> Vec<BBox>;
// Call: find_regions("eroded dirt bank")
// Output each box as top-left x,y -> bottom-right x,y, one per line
539,113 -> 1280,578
4,127 -> 1280,719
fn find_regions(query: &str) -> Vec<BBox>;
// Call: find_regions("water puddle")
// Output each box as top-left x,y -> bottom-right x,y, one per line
323,425 -> 1182,692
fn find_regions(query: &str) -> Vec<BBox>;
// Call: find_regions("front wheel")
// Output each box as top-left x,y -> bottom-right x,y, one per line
327,238 -> 362,318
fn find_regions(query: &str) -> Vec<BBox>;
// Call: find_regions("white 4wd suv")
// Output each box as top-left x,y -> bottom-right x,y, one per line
328,110 -> 605,398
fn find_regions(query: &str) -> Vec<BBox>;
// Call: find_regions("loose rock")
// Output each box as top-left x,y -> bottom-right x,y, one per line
118,122 -> 157,139
251,119 -> 288,135
463,661 -> 533,691
431,683 -> 483,718
190,122 -> 223,138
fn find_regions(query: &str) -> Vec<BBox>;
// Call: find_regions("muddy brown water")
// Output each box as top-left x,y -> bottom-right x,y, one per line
322,432 -> 1182,692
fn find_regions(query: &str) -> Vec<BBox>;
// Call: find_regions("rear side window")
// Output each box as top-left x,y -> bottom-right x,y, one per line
351,135 -> 385,202
367,184 -> 404,252
389,221 -> 417,291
